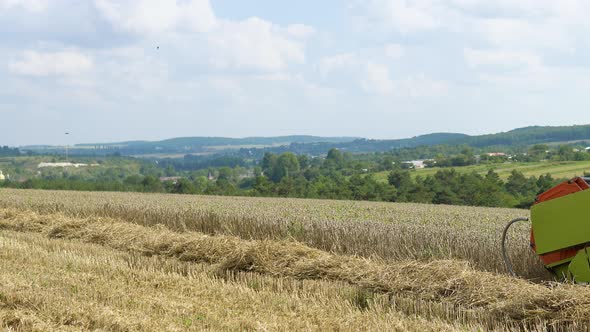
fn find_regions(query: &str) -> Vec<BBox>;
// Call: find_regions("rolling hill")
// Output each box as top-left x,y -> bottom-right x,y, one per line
19,124 -> 590,157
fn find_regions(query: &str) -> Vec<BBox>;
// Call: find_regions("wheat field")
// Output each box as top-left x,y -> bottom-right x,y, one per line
1,189 -> 589,331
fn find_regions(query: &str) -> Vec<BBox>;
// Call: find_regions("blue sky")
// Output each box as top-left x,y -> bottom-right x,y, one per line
2,0 -> 590,146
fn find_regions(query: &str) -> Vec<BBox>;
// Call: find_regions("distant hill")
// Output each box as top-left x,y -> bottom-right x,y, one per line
458,125 -> 590,147
369,125 -> 590,149
254,133 -> 469,155
244,126 -> 590,156
19,125 -> 590,157
79,136 -> 359,148
23,136 -> 360,156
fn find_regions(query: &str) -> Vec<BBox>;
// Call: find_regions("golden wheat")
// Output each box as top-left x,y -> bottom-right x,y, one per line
2,187 -> 590,330
1,208 -> 589,331
0,189 -> 547,279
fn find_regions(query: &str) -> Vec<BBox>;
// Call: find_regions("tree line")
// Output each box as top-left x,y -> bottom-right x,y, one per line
0,146 -> 20,157
1,149 -> 567,209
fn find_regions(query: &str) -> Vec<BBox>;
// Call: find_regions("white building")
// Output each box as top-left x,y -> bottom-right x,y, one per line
402,160 -> 428,169
0,170 -> 4,181
38,162 -> 98,168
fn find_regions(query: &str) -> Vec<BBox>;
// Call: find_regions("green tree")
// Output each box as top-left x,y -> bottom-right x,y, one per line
325,148 -> 344,168
297,154 -> 310,170
277,176 -> 295,197
505,170 -> 538,207
261,153 -> 277,177
349,175 -> 379,201
217,167 -> 234,182
556,145 -> 574,161
193,176 -> 208,192
171,178 -> 196,194
528,144 -> 549,161
271,153 -> 300,182
123,175 -> 143,186
253,176 -> 273,196
505,170 -> 530,196
141,175 -> 163,192
379,155 -> 396,171
387,170 -> 413,201
407,177 -> 434,203
536,174 -> 555,194
164,165 -> 176,177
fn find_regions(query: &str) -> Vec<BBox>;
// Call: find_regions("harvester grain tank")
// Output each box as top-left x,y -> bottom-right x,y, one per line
503,177 -> 590,282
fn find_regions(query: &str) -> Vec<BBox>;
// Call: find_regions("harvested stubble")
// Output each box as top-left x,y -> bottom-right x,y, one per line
0,189 -> 549,279
1,208 -> 589,331
0,231 -> 473,332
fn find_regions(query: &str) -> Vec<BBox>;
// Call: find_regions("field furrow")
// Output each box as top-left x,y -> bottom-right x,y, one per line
0,208 -> 589,331
1,229 -> 477,332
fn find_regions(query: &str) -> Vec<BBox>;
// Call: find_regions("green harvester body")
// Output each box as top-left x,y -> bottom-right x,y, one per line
529,178 -> 590,282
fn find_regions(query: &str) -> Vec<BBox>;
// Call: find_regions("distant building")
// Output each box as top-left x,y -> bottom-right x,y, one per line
486,152 -> 507,157
159,176 -> 182,184
207,171 -> 215,181
38,162 -> 98,168
402,160 -> 428,169
0,170 -> 5,181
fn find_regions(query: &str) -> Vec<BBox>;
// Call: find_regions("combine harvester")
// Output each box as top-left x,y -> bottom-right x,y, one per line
503,177 -> 590,282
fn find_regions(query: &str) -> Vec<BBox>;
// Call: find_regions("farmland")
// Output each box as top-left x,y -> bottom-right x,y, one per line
374,160 -> 590,182
2,189 -> 590,330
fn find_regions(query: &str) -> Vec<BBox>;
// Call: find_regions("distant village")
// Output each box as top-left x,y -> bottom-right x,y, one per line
402,152 -> 508,170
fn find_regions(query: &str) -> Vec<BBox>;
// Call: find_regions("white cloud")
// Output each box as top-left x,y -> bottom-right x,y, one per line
476,18 -> 571,51
319,52 -> 357,76
1,0 -> 317,134
394,75 -> 449,97
361,62 -> 394,94
94,0 -> 217,34
354,0 -> 590,51
9,50 -> 93,76
319,49 -> 444,97
362,65 -> 449,97
355,0 -> 438,34
94,1 -> 309,72
464,48 -> 542,71
207,18 -> 306,71
286,24 -> 315,38
384,43 -> 404,59
319,44 -> 404,75
351,0 -> 590,94
0,0 -> 48,11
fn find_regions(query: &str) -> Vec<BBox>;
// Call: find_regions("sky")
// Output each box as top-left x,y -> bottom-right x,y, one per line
3,0 -> 590,146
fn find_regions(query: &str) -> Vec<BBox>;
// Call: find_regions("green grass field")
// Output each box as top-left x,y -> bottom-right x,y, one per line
373,160 -> 590,183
